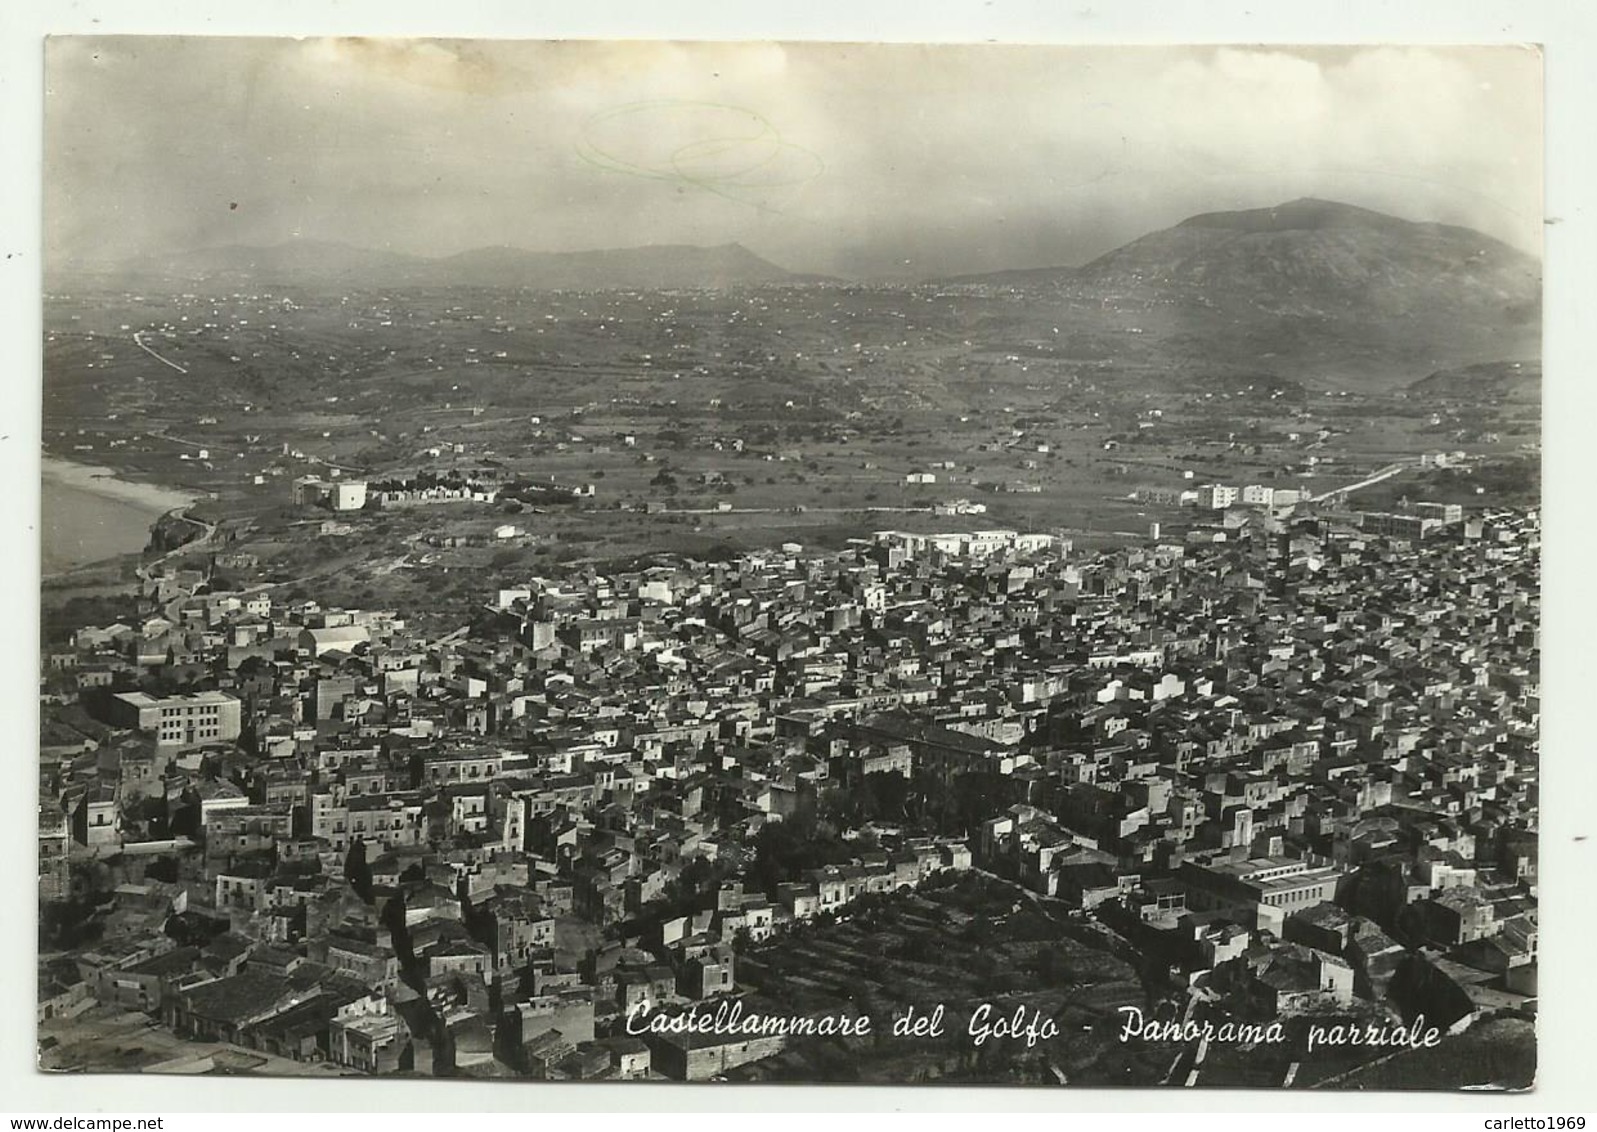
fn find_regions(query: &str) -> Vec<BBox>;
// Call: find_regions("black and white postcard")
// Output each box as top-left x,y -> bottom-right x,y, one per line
34,38 -> 1544,1092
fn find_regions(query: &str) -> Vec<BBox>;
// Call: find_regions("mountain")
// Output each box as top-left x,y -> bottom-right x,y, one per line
1075,198 -> 1539,313
96,240 -> 806,292
949,198 -> 1542,385
433,242 -> 799,290
954,198 -> 1538,305
61,198 -> 1541,389
1408,360 -> 1541,405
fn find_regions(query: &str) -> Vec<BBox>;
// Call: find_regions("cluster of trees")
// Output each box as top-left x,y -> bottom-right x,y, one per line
40,893 -> 108,950
819,769 -> 1015,840
40,594 -> 132,646
748,815 -> 857,898
817,773 -> 914,828
1027,943 -> 1082,987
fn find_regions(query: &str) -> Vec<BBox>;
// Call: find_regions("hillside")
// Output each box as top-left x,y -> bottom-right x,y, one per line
951,198 -> 1541,387
91,240 -> 804,292
434,242 -> 799,291
1408,360 -> 1541,404
1078,198 -> 1538,313
54,198 -> 1544,392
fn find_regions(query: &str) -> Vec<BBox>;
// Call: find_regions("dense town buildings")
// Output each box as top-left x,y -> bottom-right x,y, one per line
37,501 -> 1539,1080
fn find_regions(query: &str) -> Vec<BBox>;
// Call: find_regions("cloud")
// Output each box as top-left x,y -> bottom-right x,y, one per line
43,40 -> 1542,277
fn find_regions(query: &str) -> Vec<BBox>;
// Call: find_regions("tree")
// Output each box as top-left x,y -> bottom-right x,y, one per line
817,785 -> 865,829
40,896 -> 106,950
862,772 -> 912,823
345,838 -> 374,903
1030,945 -> 1077,987
750,819 -> 853,896
124,793 -> 169,839
144,856 -> 180,884
676,856 -> 718,901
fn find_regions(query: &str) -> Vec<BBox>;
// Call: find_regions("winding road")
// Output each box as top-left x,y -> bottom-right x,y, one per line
132,330 -> 189,375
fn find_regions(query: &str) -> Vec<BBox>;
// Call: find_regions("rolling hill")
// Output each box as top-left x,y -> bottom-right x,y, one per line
62,198 -> 1542,391
1408,360 -> 1541,404
1077,198 -> 1538,314
96,240 -> 806,292
950,198 -> 1541,387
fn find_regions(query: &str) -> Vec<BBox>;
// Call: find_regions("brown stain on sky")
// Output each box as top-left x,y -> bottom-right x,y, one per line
321,37 -> 733,99
327,38 -> 518,97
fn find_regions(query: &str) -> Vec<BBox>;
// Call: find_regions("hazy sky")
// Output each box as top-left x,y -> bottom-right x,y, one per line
44,39 -> 1543,278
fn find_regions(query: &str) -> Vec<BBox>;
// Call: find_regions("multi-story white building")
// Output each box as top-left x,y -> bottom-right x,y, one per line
109,690 -> 242,748
293,475 -> 368,511
330,480 -> 368,511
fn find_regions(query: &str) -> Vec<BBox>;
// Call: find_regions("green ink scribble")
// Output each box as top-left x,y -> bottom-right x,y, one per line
576,100 -> 825,213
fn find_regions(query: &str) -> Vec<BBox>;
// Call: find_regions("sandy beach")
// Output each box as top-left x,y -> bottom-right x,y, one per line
41,455 -> 200,574
41,455 -> 200,513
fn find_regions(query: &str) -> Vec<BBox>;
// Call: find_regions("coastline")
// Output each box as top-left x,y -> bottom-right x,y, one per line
41,455 -> 202,576
41,454 -> 201,515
